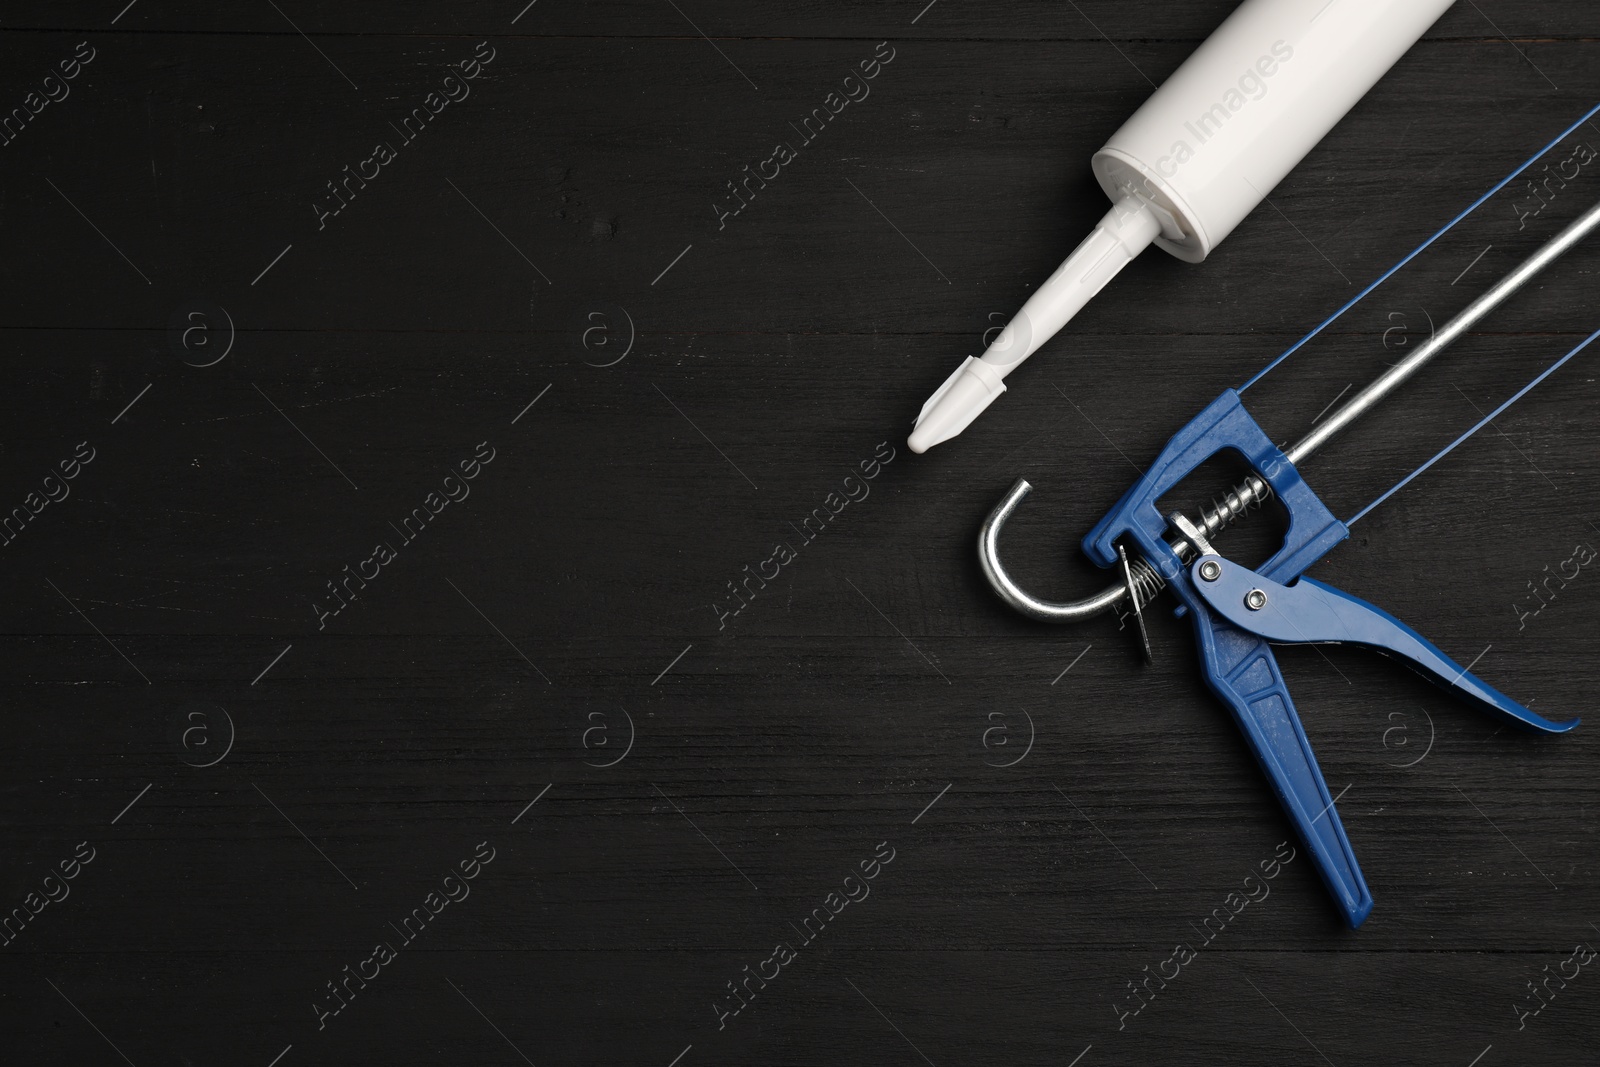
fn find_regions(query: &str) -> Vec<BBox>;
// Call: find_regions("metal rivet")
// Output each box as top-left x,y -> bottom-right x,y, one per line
1198,560 -> 1222,582
1245,588 -> 1268,611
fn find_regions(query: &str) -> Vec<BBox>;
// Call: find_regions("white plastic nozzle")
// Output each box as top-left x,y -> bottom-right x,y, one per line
908,197 -> 1160,454
908,355 -> 1007,454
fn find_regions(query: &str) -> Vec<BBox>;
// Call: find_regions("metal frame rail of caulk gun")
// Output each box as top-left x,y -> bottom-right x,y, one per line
975,103 -> 1600,928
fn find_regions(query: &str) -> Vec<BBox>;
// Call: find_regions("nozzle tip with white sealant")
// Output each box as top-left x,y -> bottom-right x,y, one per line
906,197 -> 1159,453
908,356 -> 1007,453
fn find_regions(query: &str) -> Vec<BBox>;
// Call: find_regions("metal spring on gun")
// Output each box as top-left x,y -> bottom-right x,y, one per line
1122,473 -> 1274,613
1202,474 -> 1272,538
1123,555 -> 1166,610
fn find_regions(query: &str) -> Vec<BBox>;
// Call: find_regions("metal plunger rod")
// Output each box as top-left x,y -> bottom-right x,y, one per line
984,195 -> 1600,622
1195,193 -> 1600,537
1295,194 -> 1600,463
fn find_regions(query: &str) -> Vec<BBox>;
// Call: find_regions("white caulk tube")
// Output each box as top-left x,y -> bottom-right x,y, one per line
908,0 -> 1458,454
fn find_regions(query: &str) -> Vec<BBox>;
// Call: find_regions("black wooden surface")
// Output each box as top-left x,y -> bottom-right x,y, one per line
2,3 -> 1598,1064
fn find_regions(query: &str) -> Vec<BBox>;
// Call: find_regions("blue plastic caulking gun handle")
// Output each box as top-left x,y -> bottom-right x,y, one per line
1082,390 -> 1372,927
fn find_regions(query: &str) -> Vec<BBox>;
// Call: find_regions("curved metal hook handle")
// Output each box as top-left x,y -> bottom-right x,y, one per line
978,478 -> 1128,622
